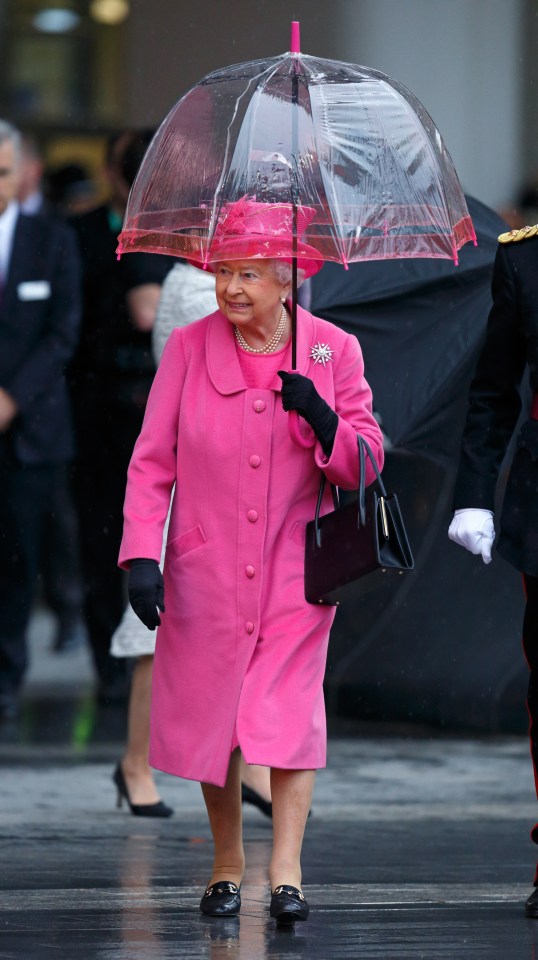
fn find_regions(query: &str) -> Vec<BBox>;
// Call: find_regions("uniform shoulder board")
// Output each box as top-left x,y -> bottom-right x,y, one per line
498,224 -> 538,244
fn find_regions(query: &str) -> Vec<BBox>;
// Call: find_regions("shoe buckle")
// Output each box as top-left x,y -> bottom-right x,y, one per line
274,885 -> 304,901
207,882 -> 237,896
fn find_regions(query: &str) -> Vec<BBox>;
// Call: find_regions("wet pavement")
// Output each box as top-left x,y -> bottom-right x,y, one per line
2,610 -> 538,958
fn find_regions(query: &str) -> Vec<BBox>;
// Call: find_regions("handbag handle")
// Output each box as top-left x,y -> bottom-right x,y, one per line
313,435 -> 385,547
357,435 -> 387,524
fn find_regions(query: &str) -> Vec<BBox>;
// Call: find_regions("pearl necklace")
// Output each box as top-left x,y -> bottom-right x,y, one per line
234,305 -> 287,354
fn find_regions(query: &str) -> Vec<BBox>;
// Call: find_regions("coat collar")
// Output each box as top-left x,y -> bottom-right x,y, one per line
206,303 -> 316,395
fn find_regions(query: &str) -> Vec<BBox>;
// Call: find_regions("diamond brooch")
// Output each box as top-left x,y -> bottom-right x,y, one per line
309,341 -> 334,366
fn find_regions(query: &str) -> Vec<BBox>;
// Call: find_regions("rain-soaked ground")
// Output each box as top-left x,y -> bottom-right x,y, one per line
1,610 -> 538,959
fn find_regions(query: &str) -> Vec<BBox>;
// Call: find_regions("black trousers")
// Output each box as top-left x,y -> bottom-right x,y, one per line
524,577 -> 538,765
71,385 -> 148,694
0,444 -> 56,694
522,576 -> 538,877
40,463 -> 84,625
72,452 -> 128,691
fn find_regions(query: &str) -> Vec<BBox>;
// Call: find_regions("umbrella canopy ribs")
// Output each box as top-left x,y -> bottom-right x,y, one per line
119,25 -> 475,270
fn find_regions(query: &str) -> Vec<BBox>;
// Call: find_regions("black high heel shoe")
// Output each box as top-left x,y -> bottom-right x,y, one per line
241,783 -> 273,818
200,881 -> 241,916
241,784 -> 312,820
269,885 -> 309,925
113,763 -> 174,818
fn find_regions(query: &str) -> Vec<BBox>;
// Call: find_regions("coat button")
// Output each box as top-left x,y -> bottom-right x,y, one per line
245,565 -> 255,578
247,509 -> 258,522
246,621 -> 255,634
253,400 -> 266,413
249,455 -> 261,468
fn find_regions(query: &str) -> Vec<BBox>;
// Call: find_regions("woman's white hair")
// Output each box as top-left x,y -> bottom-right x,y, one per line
209,258 -> 306,288
267,260 -> 306,288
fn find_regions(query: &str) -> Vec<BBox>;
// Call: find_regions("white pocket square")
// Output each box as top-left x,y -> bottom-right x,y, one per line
17,281 -> 51,301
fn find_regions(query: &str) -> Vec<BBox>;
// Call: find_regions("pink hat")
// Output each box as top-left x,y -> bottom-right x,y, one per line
193,197 -> 323,278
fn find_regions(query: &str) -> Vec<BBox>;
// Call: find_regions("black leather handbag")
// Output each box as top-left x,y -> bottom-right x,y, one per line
305,435 -> 414,605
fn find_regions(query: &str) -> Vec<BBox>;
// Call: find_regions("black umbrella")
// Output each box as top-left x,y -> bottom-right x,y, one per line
311,195 -> 504,457
312,198 -> 528,734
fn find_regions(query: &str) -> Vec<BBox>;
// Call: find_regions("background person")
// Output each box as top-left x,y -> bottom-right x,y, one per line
69,130 -> 171,705
17,134 -> 45,216
46,163 -> 97,219
119,198 -> 384,923
111,260 -> 273,816
111,261 -> 214,815
17,134 -> 88,654
448,221 -> 538,919
0,119 -> 81,722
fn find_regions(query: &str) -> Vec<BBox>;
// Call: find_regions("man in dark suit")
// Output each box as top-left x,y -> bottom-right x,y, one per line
17,133 -> 88,654
448,223 -> 538,917
0,119 -> 81,721
69,131 -> 170,705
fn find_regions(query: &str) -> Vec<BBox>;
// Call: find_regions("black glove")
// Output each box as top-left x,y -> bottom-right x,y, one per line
128,558 -> 165,630
278,371 -> 338,456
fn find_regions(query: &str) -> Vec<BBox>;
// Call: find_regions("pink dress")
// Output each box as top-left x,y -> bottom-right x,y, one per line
119,305 -> 384,786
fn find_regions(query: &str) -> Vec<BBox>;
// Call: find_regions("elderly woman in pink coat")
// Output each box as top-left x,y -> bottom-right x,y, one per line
119,199 -> 383,925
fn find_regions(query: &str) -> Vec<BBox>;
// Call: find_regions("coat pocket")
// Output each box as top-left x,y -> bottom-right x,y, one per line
287,519 -> 306,548
167,524 -> 207,560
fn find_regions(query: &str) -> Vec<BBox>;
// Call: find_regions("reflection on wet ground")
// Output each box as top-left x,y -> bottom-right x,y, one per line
2,609 -> 538,957
8,904 -> 538,960
2,736 -> 538,959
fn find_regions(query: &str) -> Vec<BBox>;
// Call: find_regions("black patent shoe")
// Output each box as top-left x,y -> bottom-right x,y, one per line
270,885 -> 309,925
525,887 -> 538,918
200,881 -> 241,916
113,764 -> 174,818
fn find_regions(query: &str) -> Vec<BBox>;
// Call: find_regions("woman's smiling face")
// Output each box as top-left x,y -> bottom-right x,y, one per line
214,259 -> 289,330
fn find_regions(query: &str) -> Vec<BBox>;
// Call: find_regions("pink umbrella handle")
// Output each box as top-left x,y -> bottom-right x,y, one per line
288,410 -> 316,448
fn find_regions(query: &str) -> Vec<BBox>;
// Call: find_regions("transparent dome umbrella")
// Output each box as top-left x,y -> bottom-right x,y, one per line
118,21 -> 476,370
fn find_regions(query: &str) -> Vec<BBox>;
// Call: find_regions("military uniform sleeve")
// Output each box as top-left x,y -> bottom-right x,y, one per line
453,244 -> 527,510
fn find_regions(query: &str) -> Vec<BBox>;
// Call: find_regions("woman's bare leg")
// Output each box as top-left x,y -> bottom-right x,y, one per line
201,747 -> 245,887
269,769 -> 315,891
240,757 -> 272,802
120,655 -> 161,805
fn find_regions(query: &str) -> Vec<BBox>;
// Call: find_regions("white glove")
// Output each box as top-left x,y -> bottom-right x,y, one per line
448,508 -> 495,564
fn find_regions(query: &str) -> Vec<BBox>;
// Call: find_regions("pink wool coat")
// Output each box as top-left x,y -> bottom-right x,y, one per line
119,305 -> 384,786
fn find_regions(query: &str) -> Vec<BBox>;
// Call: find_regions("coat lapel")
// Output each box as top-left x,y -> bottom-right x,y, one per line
206,310 -> 246,395
1,214 -> 32,317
